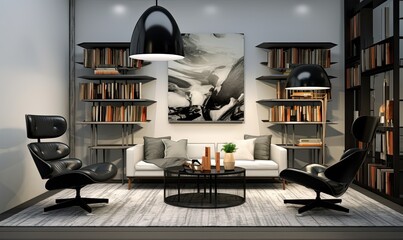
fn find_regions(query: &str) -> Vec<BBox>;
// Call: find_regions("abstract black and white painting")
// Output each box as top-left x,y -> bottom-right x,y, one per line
168,33 -> 244,123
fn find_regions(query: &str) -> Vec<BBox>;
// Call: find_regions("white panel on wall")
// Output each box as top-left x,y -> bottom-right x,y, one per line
0,0 -> 69,213
74,0 -> 344,170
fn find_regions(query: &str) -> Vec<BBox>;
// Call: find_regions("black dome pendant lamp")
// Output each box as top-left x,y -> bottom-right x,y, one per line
129,0 -> 184,61
285,64 -> 331,90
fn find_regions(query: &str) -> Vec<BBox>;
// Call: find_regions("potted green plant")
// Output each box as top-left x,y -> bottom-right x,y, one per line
221,143 -> 237,170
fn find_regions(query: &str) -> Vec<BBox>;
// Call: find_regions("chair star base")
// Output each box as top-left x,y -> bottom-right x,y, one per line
284,191 -> 349,214
45,188 -> 109,213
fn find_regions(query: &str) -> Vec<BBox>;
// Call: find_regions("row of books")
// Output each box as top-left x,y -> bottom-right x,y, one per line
375,131 -> 394,160
268,105 -> 322,122
275,81 -> 287,99
79,82 -> 142,100
83,48 -> 143,69
345,65 -> 361,89
361,42 -> 393,72
367,163 -> 394,196
91,105 -> 147,122
373,0 -> 393,43
266,48 -> 332,69
349,13 -> 360,40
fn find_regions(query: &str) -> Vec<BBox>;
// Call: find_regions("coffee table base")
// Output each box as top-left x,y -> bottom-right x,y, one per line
165,192 -> 245,208
164,166 -> 246,209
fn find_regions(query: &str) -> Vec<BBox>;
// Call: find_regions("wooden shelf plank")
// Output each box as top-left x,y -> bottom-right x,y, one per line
78,75 -> 156,82
256,42 -> 337,49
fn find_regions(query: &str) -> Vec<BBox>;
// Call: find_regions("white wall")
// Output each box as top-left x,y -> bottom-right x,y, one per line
0,0 -> 69,213
74,0 -> 344,172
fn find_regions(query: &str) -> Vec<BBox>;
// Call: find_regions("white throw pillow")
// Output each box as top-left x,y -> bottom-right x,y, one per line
232,139 -> 256,160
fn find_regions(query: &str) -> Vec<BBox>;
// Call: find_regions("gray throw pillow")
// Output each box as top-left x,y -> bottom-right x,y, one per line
144,136 -> 171,160
162,139 -> 188,158
244,134 -> 272,160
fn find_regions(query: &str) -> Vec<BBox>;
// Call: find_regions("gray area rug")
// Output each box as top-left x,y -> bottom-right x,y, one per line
1,183 -> 402,227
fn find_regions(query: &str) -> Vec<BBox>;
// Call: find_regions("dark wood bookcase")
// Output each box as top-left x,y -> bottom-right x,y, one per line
344,0 -> 402,205
77,42 -> 156,183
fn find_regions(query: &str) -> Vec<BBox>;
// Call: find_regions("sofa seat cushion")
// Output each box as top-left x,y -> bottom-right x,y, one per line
135,161 -> 163,171
235,160 -> 278,170
137,159 -> 278,171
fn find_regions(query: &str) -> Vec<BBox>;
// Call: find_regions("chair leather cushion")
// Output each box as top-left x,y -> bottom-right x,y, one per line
26,115 -> 67,139
280,165 -> 345,197
45,163 -> 117,190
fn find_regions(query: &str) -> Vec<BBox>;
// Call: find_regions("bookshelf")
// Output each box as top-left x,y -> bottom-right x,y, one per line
344,0 -> 402,205
256,42 -> 337,167
77,42 -> 156,183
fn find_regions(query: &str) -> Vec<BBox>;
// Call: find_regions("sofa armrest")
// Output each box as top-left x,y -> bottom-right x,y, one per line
270,144 -> 287,174
126,144 -> 144,177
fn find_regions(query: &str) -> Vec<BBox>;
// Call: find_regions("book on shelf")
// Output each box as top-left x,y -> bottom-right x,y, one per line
290,91 -> 313,98
289,90 -> 330,100
266,48 -> 331,69
375,132 -> 387,161
361,42 -> 393,72
374,130 -> 394,159
386,131 -> 393,156
385,170 -> 394,196
345,65 -> 361,88
79,82 -> 142,100
276,81 -> 287,99
349,13 -> 360,40
367,163 -> 384,189
296,138 -> 322,147
372,0 -> 394,43
268,105 -> 322,122
366,162 -> 394,195
94,67 -> 120,75
83,47 -> 143,69
91,105 -> 147,122
377,167 -> 394,193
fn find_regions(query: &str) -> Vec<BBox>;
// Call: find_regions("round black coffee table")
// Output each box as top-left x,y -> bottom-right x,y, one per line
164,166 -> 246,208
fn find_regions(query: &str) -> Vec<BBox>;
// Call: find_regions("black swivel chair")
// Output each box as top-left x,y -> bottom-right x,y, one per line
280,116 -> 379,214
25,114 -> 118,213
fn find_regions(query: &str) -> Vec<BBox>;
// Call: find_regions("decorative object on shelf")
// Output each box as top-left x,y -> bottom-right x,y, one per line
168,33 -> 245,123
202,146 -> 211,171
215,151 -> 221,172
221,142 -> 237,170
183,159 -> 203,171
129,0 -> 184,61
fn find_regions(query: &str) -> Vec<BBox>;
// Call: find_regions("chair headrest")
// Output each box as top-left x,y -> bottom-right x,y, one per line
351,116 -> 380,145
25,115 -> 67,139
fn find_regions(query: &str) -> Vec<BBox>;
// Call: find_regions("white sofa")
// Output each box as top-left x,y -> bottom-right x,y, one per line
126,142 -> 288,189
